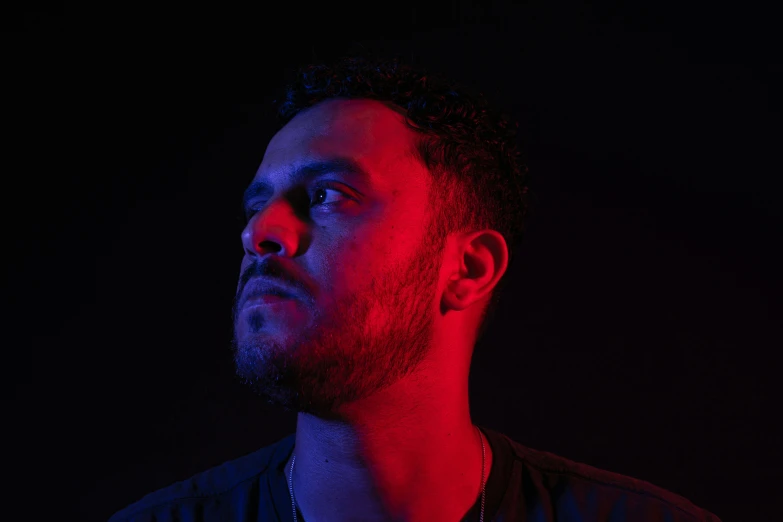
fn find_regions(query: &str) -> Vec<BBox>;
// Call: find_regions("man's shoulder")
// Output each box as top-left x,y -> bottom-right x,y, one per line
108,434 -> 294,522
501,434 -> 722,521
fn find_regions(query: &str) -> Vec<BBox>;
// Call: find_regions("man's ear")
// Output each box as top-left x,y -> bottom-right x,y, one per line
441,229 -> 509,313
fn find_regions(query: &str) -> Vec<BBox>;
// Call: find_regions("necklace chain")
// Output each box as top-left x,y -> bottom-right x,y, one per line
288,425 -> 487,522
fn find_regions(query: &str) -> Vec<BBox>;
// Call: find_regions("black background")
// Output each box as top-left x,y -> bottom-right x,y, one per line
5,2 -> 780,521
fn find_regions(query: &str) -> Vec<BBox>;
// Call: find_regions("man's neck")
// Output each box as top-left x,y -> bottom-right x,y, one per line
283,383 -> 492,522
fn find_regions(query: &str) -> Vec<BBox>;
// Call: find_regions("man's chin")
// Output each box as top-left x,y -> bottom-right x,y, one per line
233,342 -> 330,413
237,375 -> 351,416
233,355 -> 301,411
232,310 -> 305,407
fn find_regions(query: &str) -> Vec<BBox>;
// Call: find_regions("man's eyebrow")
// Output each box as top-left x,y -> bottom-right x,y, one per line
241,158 -> 370,210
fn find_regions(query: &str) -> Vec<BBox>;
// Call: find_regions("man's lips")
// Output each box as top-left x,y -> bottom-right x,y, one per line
239,278 -> 302,309
242,294 -> 294,309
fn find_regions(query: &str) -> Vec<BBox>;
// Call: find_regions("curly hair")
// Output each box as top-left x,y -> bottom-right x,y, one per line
276,55 -> 530,343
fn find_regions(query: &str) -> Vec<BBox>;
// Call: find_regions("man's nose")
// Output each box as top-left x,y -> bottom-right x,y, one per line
240,201 -> 303,258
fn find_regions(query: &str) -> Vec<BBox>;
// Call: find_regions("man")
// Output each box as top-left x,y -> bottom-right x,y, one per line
109,56 -> 721,521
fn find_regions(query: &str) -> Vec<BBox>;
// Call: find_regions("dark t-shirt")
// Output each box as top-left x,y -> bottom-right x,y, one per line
109,425 -> 722,521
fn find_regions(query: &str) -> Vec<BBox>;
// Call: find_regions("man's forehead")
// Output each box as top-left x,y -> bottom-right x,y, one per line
261,99 -> 416,174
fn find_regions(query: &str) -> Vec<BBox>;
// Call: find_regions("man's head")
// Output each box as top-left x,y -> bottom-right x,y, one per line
231,56 -> 529,415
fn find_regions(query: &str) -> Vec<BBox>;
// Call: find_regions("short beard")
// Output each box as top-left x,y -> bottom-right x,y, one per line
231,227 -> 445,416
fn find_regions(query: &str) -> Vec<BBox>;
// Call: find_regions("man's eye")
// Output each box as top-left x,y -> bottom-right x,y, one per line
310,186 -> 348,208
243,185 -> 351,222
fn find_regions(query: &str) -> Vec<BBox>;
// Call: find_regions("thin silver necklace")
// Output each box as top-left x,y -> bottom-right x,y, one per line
288,425 -> 487,522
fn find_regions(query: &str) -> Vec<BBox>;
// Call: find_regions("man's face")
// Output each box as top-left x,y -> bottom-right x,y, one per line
232,99 -> 446,415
